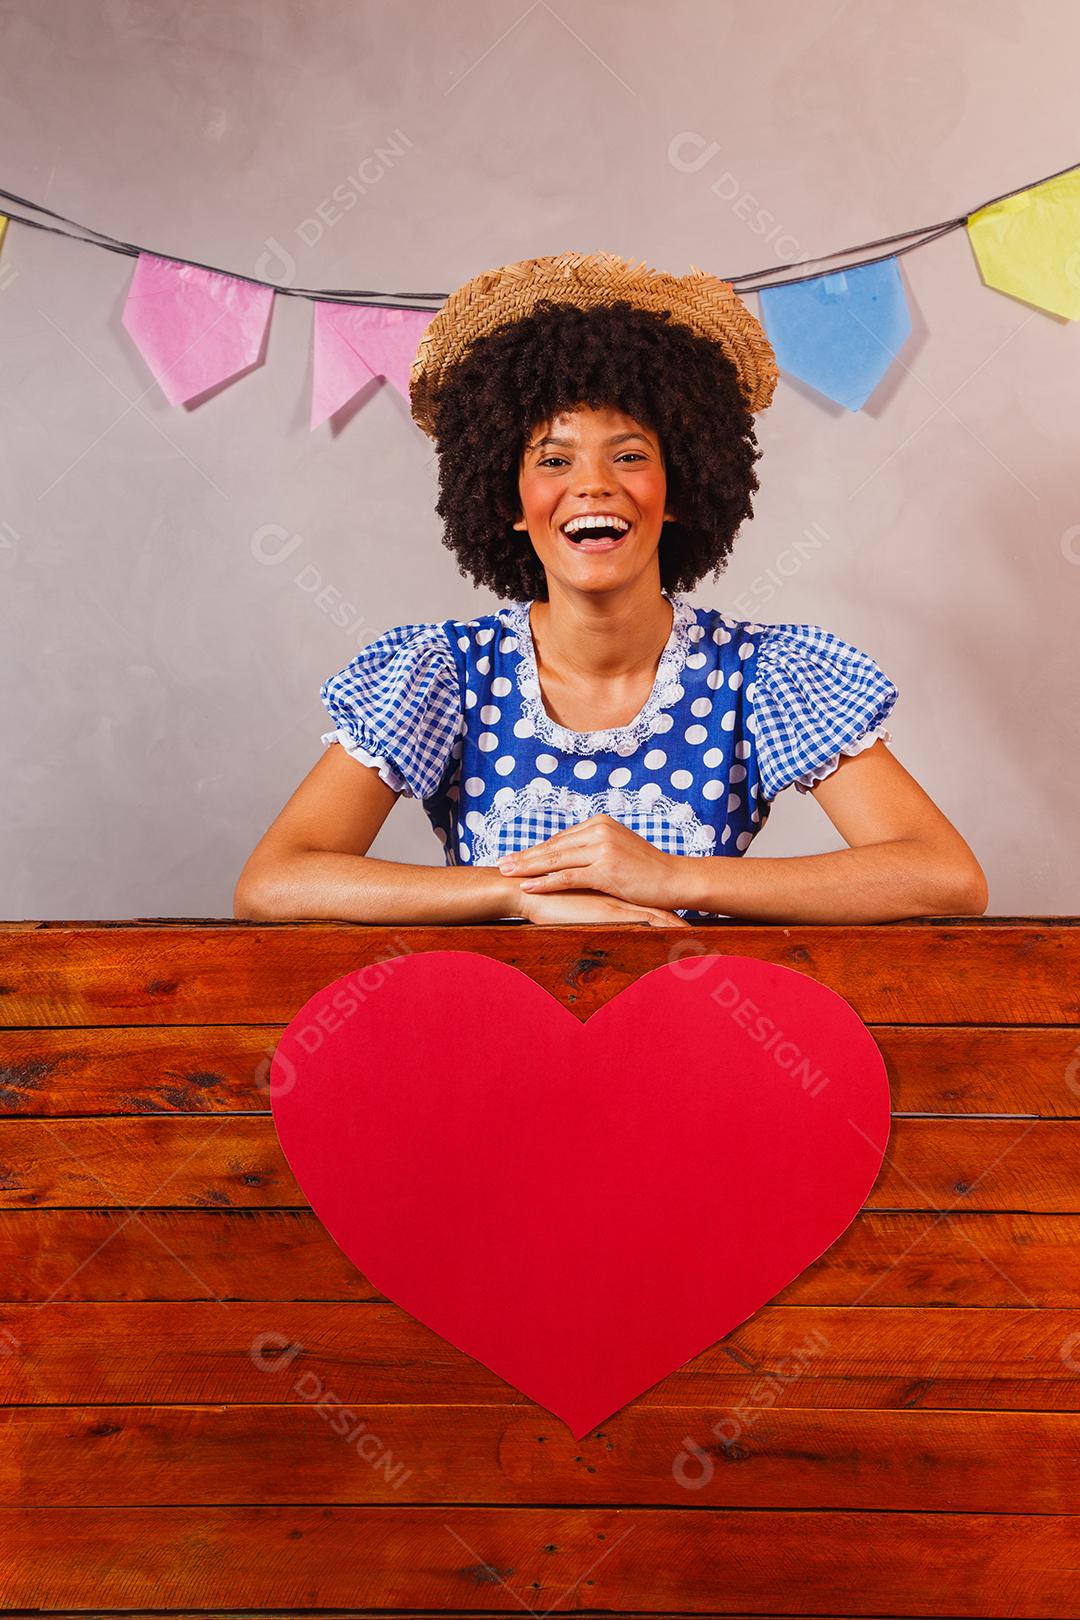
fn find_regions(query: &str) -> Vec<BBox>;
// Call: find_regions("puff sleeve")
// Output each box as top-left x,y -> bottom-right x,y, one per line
319,621 -> 463,801
748,622 -> 898,800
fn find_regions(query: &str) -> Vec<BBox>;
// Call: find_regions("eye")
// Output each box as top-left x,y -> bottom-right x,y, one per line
536,451 -> 647,468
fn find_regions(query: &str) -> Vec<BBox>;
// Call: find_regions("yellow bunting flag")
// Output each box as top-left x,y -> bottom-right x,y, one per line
966,168 -> 1080,320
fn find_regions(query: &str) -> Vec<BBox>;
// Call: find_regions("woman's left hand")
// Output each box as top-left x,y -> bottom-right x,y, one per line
498,815 -> 683,911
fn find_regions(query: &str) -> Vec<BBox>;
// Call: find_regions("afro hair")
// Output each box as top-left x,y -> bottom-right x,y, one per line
426,298 -> 765,603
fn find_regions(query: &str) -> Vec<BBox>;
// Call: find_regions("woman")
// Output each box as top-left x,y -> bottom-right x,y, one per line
234,252 -> 988,926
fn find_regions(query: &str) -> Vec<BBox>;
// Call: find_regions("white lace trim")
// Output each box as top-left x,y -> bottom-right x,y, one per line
321,728 -> 407,795
495,591 -> 699,756
469,779 -> 717,867
792,725 -> 893,794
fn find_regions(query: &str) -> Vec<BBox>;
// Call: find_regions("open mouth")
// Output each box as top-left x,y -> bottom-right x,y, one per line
559,520 -> 633,552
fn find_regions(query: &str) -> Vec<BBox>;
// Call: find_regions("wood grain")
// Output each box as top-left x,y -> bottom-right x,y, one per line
2,1301 -> 1078,1409
0,1114 -> 1071,1213
2,919 -> 1078,1026
3,1023 -> 1078,1115
0,1504 -> 1078,1614
2,1207 -> 1075,1305
4,1403 -> 1078,1511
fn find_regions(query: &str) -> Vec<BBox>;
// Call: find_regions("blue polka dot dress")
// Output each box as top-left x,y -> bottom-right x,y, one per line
319,589 -> 898,919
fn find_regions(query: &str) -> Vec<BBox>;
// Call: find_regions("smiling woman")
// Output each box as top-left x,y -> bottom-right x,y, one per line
234,251 -> 988,927
428,289 -> 765,605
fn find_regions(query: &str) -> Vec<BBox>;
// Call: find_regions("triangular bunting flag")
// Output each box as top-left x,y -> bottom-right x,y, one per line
121,252 -> 274,405
966,168 -> 1080,320
311,302 -> 436,430
757,256 -> 912,411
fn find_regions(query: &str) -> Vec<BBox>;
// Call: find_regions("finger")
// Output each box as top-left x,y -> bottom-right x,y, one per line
499,837 -> 560,873
505,838 -> 592,876
502,830 -> 568,865
518,866 -> 594,891
647,908 -> 691,926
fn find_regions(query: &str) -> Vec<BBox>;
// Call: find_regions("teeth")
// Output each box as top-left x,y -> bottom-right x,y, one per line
562,515 -> 631,537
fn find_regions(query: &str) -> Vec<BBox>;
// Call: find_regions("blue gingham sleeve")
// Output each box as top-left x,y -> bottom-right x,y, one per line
749,622 -> 899,800
320,621 -> 462,800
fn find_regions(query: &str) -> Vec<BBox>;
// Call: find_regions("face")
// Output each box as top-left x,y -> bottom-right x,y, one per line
512,404 -> 676,594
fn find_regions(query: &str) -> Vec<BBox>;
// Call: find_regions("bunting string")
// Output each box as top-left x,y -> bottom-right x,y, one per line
0,153 -> 1077,420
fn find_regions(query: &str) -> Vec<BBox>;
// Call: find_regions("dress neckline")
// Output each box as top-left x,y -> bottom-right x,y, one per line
496,589 -> 698,756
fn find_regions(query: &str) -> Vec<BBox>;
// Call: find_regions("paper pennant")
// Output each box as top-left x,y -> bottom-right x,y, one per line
121,252 -> 273,406
758,256 -> 912,411
310,302 -> 435,429
966,168 -> 1080,320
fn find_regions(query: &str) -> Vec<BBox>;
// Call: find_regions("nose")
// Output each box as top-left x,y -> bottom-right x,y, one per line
574,455 -> 615,496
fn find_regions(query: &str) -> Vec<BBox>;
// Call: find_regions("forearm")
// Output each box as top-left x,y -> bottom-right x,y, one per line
234,849 -> 523,925
674,838 -> 987,924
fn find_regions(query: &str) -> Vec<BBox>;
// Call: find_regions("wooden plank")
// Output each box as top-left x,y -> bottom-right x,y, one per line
2,1207 -> 1073,1307
0,1115 -> 1073,1213
4,1024 -> 1080,1116
1,922 -> 1078,1027
0,1116 -> 297,1209
4,1404 -> 1079,1512
18,917 -> 1073,927
879,1025 -> 1080,1115
0,1026 -> 278,1114
0,1607 -> 990,1620
1,1302 -> 1078,1410
0,1505 -> 1078,1614
0,1207 -> 376,1303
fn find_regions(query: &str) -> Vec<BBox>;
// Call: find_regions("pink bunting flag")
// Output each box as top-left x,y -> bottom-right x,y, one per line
310,302 -> 435,430
121,252 -> 273,406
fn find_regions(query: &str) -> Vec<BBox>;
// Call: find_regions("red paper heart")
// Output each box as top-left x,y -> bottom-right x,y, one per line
270,951 -> 890,1438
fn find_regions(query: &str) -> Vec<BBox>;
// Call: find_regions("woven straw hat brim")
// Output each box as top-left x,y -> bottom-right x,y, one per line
409,250 -> 779,438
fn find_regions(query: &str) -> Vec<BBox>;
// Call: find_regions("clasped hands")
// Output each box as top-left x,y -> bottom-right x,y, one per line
498,813 -> 685,912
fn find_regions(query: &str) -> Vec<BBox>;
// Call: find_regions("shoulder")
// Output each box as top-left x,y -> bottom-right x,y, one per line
750,616 -> 884,660
745,618 -> 899,733
445,602 -> 522,652
679,600 -> 758,648
320,617 -> 461,699
688,606 -> 894,681
319,616 -> 464,801
690,609 -> 899,802
319,617 -> 464,751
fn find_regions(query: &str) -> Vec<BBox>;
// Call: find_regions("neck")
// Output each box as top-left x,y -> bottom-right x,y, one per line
528,578 -> 675,683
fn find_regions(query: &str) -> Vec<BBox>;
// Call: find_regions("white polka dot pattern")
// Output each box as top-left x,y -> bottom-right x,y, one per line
318,591 -> 899,919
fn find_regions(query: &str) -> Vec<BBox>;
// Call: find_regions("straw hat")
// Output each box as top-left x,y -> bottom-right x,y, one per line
408,249 -> 779,438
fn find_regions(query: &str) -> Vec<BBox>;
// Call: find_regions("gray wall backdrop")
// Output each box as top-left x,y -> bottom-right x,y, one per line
1,0 -> 1076,920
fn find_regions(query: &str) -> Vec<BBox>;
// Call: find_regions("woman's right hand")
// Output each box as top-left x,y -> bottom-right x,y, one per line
514,885 -> 693,927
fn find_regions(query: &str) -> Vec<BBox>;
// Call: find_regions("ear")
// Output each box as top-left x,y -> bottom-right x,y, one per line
662,506 -> 679,525
511,514 -> 528,532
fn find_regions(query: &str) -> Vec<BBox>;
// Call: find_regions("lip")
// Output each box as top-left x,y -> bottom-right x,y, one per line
558,518 -> 634,553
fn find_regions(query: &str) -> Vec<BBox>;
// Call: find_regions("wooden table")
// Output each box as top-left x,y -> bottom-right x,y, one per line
1,917 -> 1078,1617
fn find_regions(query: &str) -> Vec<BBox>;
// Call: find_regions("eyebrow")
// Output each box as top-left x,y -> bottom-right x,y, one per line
529,431 -> 653,451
